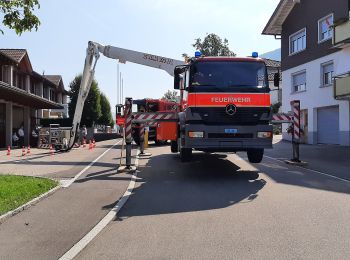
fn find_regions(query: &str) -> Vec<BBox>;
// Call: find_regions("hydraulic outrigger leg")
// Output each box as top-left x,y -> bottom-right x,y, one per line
66,42 -> 100,151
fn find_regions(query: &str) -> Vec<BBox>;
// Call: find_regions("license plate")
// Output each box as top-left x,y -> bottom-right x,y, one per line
224,129 -> 238,134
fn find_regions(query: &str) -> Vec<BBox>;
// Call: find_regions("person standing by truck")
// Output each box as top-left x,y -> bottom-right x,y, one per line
18,124 -> 24,148
12,131 -> 19,147
31,125 -> 39,147
81,125 -> 87,144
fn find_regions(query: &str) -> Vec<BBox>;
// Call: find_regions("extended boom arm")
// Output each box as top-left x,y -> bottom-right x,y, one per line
66,41 -> 184,150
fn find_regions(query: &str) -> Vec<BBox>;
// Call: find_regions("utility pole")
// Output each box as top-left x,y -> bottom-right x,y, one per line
120,72 -> 122,104
122,78 -> 124,103
117,62 -> 120,104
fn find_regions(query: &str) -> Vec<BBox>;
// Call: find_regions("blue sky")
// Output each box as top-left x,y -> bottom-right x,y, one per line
2,0 -> 280,107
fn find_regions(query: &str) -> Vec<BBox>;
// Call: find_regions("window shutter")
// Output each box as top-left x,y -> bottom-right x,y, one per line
293,72 -> 306,86
323,63 -> 333,74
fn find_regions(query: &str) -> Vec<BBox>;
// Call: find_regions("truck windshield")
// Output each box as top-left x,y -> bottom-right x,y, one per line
189,61 -> 268,93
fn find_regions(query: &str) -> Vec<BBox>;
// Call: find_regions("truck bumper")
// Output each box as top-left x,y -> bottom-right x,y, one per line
184,124 -> 273,152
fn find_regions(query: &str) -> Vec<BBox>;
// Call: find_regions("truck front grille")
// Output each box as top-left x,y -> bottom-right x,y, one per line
208,133 -> 253,138
188,107 -> 270,125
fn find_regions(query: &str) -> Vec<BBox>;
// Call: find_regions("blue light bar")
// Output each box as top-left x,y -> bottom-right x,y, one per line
252,52 -> 259,58
195,51 -> 202,58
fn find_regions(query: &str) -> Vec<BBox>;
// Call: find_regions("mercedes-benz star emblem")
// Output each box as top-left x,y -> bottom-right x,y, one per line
225,104 -> 237,116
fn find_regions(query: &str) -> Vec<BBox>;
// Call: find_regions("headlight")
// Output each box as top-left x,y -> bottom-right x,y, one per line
257,131 -> 272,138
188,131 -> 204,138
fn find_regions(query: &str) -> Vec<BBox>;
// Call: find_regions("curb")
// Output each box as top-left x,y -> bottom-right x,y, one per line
0,183 -> 61,225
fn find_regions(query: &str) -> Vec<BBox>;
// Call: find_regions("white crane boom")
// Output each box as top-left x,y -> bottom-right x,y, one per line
95,42 -> 184,76
66,41 -> 184,150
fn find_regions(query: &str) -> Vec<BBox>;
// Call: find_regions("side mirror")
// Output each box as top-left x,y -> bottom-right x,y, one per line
174,73 -> 180,90
116,105 -> 122,114
273,72 -> 280,88
174,65 -> 189,90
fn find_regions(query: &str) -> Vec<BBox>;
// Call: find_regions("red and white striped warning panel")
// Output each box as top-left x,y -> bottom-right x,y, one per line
132,112 -> 178,123
124,99 -> 133,140
147,122 -> 159,127
271,113 -> 293,123
291,100 -> 301,140
39,144 -> 51,149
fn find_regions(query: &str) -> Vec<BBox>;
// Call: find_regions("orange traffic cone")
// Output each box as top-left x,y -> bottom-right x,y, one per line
27,146 -> 31,155
83,138 -> 86,148
89,139 -> 93,150
22,146 -> 26,156
93,139 -> 96,148
7,145 -> 11,156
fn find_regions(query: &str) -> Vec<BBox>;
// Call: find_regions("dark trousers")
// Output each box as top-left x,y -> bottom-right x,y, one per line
19,136 -> 24,147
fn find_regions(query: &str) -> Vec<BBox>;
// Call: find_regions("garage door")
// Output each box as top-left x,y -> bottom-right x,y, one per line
317,106 -> 339,144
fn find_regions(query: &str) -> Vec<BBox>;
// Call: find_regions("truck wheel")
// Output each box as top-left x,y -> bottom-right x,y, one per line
247,149 -> 264,163
171,140 -> 178,153
180,148 -> 192,162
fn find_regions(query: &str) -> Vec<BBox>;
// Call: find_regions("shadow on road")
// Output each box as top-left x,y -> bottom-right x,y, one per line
237,152 -> 350,195
108,152 -> 266,218
266,140 -> 350,182
75,170 -> 132,183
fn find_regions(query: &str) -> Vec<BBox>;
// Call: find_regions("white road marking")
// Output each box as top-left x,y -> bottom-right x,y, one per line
264,155 -> 350,184
59,150 -> 140,260
62,140 -> 122,188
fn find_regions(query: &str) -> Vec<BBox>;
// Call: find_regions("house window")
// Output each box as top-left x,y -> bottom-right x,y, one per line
318,14 -> 333,42
30,81 -> 35,94
292,71 -> 306,92
321,62 -> 334,86
43,87 -> 48,99
289,28 -> 306,55
50,89 -> 55,101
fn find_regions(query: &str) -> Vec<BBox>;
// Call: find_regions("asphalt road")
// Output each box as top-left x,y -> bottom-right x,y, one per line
76,145 -> 350,260
0,138 -> 136,260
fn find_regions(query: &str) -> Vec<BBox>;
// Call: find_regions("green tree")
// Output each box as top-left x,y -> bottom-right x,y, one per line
271,102 -> 282,114
184,33 -> 236,58
162,90 -> 178,101
98,92 -> 114,127
68,75 -> 102,127
0,0 -> 41,35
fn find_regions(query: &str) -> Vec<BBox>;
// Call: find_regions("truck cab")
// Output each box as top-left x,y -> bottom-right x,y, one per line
174,55 -> 272,163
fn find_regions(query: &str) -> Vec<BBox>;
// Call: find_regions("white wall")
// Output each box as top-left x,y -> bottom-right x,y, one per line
269,81 -> 281,105
281,47 -> 350,145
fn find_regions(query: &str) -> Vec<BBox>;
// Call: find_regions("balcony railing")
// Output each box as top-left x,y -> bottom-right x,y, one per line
334,72 -> 350,100
333,19 -> 350,48
50,103 -> 69,117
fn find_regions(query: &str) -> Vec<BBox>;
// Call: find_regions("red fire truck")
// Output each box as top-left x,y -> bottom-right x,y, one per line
172,53 -> 272,162
131,98 -> 179,145
68,42 -> 273,164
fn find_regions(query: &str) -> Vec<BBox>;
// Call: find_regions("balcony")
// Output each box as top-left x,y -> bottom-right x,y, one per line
49,103 -> 69,118
333,19 -> 350,48
334,72 -> 350,100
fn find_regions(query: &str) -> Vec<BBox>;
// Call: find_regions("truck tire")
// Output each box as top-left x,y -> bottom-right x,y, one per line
180,148 -> 192,162
171,140 -> 178,153
247,149 -> 264,163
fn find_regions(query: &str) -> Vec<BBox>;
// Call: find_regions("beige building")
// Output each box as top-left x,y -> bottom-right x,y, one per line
0,49 -> 68,148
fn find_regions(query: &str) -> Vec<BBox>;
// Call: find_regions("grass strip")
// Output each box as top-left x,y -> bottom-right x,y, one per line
0,175 -> 57,215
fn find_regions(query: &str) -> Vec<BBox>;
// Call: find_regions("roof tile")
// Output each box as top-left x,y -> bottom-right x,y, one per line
44,75 -> 62,86
262,58 -> 281,68
0,49 -> 27,63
